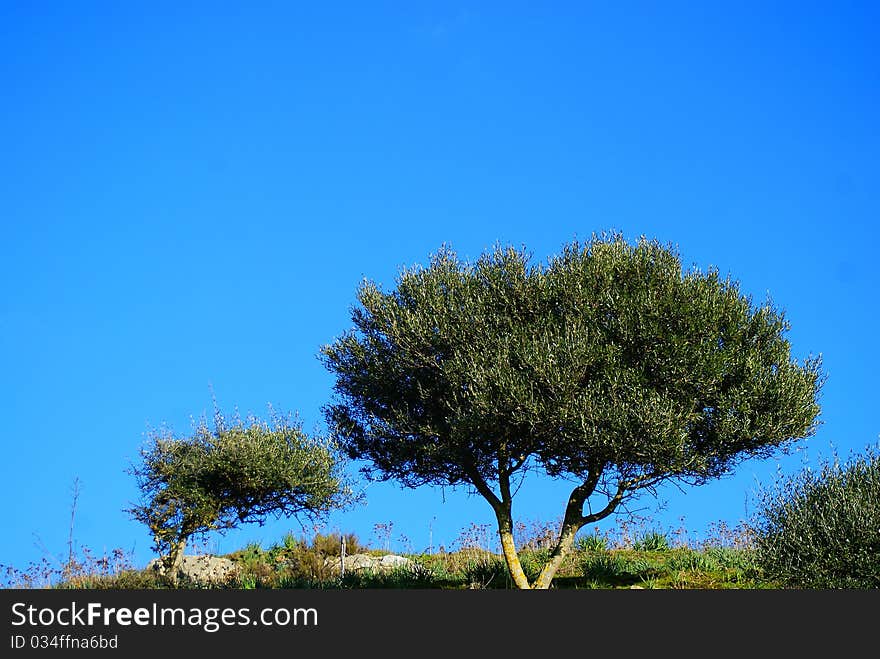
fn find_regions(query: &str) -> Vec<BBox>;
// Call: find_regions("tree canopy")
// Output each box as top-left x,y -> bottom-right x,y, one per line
321,233 -> 824,588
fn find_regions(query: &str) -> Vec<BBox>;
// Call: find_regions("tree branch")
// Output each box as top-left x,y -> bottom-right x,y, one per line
581,470 -> 668,525
462,459 -> 503,512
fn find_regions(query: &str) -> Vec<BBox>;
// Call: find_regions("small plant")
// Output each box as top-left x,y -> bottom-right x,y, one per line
453,522 -> 495,553
622,555 -> 660,573
311,532 -> 363,556
702,520 -> 755,550
669,570 -> 691,589
514,518 -> 560,550
372,522 -> 395,552
461,555 -> 508,589
281,532 -> 303,551
574,530 -> 608,553
581,552 -> 628,584
238,575 -> 257,589
670,516 -> 690,548
2,545 -> 138,590
604,514 -> 654,550
633,531 -> 671,552
232,541 -> 263,567
413,554 -> 456,583
638,575 -> 659,589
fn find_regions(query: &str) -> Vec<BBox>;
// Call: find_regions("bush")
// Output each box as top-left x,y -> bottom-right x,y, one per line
311,532 -> 363,556
574,532 -> 608,553
633,531 -> 671,552
461,555 -> 508,588
581,553 -> 625,581
580,552 -> 656,585
750,445 -> 880,588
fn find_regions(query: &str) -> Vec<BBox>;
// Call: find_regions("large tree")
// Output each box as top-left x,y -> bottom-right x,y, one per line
127,406 -> 352,583
321,233 -> 824,588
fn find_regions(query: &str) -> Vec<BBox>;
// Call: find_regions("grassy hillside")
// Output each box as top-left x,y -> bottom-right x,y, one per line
3,519 -> 779,590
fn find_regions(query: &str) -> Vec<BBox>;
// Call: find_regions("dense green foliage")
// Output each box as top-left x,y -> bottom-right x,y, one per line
751,445 -> 880,588
321,233 -> 824,587
126,407 -> 351,575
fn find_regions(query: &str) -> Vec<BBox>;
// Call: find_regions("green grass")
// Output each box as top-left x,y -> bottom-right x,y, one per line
11,533 -> 778,590
1,511 -> 800,591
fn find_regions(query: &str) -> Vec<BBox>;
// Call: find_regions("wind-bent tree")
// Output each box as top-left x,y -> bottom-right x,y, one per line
127,406 -> 352,583
321,233 -> 824,588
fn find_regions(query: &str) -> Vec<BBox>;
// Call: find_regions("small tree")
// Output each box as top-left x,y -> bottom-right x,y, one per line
321,233 -> 824,588
751,444 -> 880,588
127,406 -> 352,583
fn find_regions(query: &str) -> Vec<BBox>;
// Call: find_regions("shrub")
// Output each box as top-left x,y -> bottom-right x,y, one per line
311,532 -> 363,556
750,444 -> 880,588
633,531 -> 671,552
581,553 -> 632,583
574,532 -> 608,553
461,555 -> 508,588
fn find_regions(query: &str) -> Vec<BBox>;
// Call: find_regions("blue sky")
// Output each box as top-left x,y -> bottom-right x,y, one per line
1,1 -> 878,575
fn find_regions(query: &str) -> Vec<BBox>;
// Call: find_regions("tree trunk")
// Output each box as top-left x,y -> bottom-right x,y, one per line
498,526 -> 531,589
161,538 -> 187,586
467,461 -> 533,588
532,523 -> 580,589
